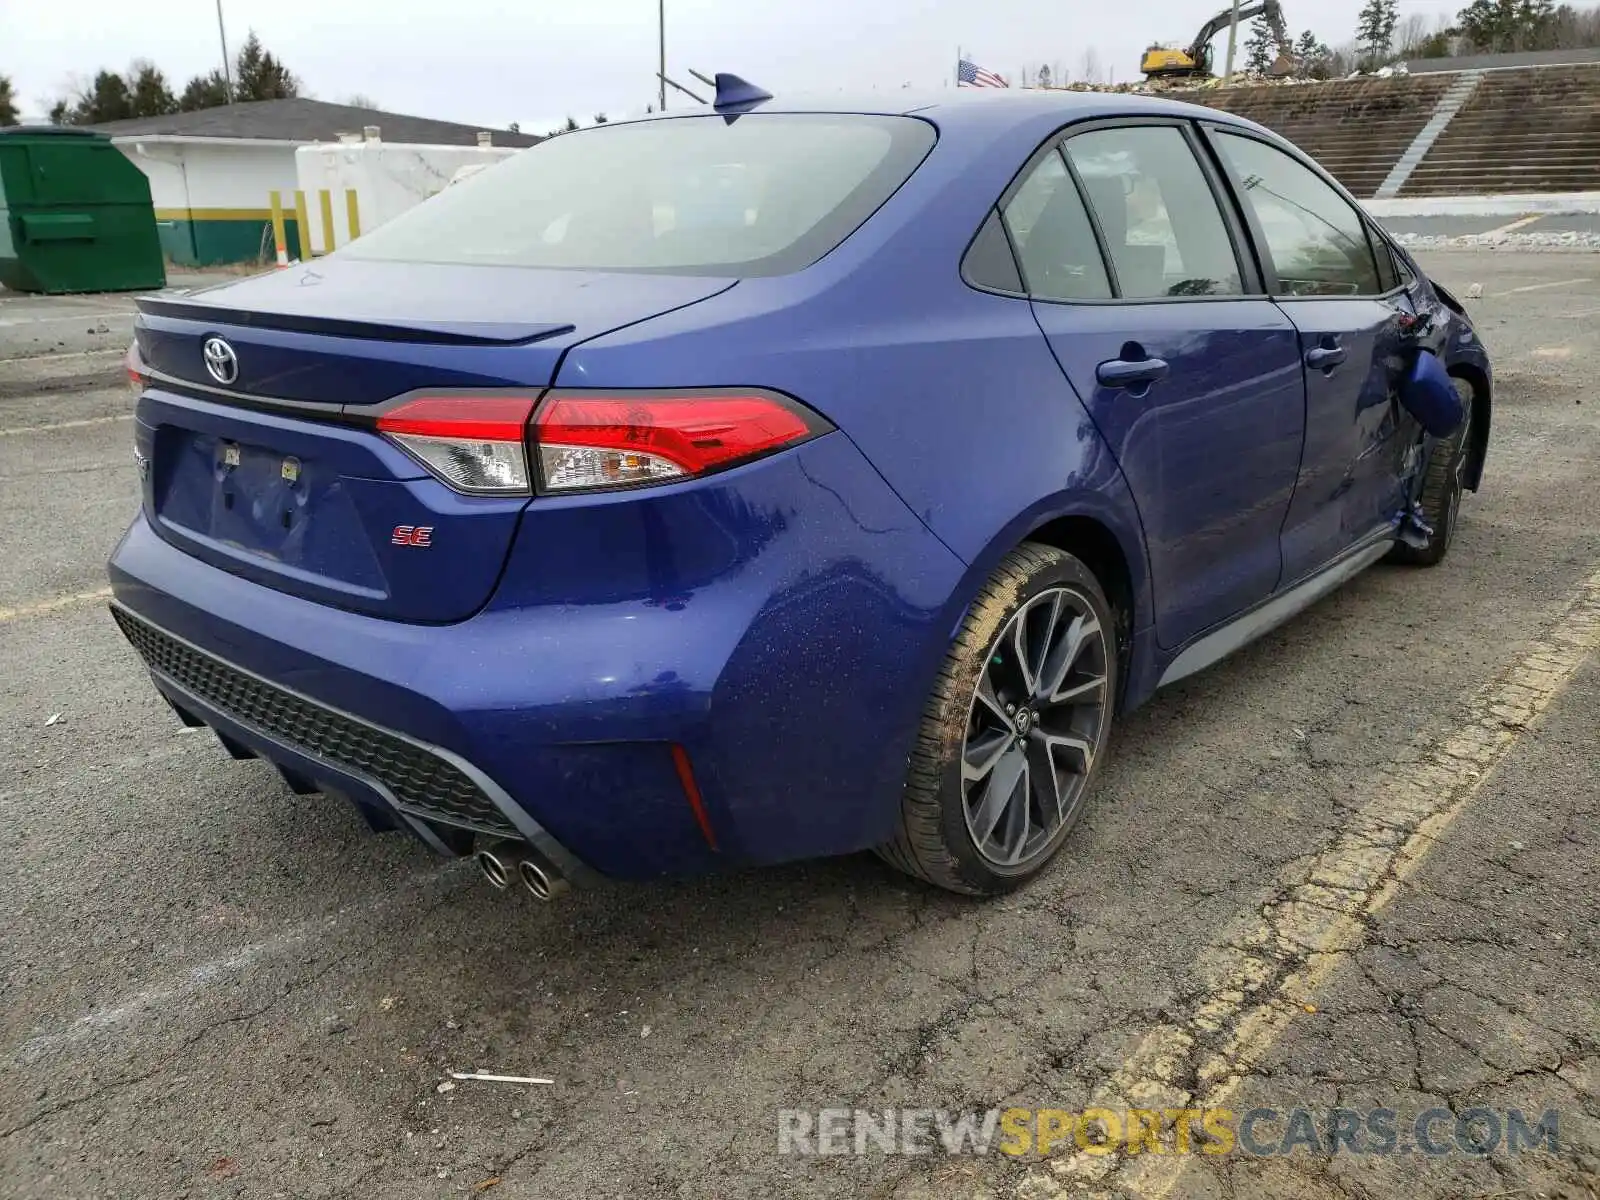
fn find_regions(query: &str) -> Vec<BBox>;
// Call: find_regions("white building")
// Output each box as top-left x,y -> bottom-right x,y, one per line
90,99 -> 540,266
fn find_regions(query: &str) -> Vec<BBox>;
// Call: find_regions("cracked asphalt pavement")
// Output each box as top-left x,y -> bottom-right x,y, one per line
2,253 -> 1598,1199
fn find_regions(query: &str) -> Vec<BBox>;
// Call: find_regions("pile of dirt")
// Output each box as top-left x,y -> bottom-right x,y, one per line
1027,64 -> 1409,97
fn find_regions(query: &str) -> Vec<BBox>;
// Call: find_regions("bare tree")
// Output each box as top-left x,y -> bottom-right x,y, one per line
1078,47 -> 1104,84
1391,11 -> 1430,55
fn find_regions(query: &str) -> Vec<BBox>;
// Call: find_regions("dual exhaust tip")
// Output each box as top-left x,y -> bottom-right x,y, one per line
475,840 -> 569,902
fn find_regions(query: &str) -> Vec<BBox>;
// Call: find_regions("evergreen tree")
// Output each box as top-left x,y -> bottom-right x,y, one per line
1244,18 -> 1275,72
1456,0 -> 1557,48
54,70 -> 135,124
1356,0 -> 1400,64
233,31 -> 300,101
1518,0 -> 1558,45
1293,29 -> 1334,77
127,60 -> 177,117
0,75 -> 18,126
179,69 -> 232,111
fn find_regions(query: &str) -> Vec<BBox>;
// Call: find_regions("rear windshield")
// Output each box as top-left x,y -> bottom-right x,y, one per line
341,113 -> 936,277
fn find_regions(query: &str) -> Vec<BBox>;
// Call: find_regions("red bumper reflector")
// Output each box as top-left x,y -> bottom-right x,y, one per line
670,743 -> 719,851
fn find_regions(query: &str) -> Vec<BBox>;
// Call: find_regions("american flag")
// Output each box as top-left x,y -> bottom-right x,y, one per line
957,58 -> 1009,88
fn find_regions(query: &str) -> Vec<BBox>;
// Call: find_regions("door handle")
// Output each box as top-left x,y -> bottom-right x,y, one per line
1305,344 -> 1347,371
1096,356 -> 1170,390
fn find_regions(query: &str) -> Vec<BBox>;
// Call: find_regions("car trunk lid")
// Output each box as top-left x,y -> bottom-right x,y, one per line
132,259 -> 734,622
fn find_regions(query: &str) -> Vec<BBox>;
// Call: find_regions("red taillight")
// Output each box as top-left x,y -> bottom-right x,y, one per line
532,390 -> 826,493
376,395 -> 536,494
125,343 -> 146,394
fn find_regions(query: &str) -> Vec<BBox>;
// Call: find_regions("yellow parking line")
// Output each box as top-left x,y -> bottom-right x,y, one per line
0,587 -> 113,624
1480,214 -> 1543,238
1023,566 -> 1600,1199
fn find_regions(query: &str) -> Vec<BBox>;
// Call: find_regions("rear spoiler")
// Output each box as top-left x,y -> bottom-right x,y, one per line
134,295 -> 574,348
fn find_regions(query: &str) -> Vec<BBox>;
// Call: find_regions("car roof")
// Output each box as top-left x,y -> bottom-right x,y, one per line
628,87 -> 1256,135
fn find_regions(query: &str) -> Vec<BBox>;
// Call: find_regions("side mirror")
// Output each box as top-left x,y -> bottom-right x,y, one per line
1399,349 -> 1465,438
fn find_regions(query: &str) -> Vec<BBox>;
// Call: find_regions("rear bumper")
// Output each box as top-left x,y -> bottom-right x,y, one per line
108,435 -> 969,880
111,602 -> 593,879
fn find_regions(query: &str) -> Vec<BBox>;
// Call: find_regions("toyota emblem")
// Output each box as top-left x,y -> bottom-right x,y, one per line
202,337 -> 239,385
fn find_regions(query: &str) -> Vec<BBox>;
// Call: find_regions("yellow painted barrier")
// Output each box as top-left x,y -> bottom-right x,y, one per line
293,190 -> 312,261
318,188 -> 336,255
268,191 -> 289,267
345,189 -> 361,240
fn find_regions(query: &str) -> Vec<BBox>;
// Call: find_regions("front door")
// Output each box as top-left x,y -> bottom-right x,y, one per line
1003,122 -> 1306,651
1205,127 -> 1415,583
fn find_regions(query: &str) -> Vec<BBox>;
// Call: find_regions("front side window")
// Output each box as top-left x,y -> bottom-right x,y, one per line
1064,125 -> 1244,299
1211,131 -> 1383,297
341,114 -> 935,277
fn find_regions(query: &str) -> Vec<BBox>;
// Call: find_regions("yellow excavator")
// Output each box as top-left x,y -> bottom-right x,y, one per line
1140,0 -> 1298,80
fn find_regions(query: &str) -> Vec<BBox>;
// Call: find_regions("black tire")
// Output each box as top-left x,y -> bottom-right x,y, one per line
877,543 -> 1119,895
1387,376 -> 1475,567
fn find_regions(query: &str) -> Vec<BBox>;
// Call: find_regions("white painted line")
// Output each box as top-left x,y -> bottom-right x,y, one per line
0,414 -> 133,439
0,587 -> 113,624
0,348 -> 118,365
15,867 -> 457,1062
1497,277 -> 1593,296
0,312 -> 130,329
1023,566 -> 1600,1199
1479,214 -> 1543,237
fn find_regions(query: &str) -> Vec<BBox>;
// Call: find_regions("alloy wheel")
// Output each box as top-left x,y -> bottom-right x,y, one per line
961,586 -> 1110,868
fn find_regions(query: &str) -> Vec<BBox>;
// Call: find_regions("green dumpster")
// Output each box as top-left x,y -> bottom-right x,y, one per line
0,127 -> 166,294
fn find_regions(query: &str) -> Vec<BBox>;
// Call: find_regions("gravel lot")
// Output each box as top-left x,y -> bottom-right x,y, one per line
1382,212 -> 1600,251
2,253 -> 1597,1200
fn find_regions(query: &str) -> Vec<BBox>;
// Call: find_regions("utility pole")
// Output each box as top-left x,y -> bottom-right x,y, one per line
1222,0 -> 1243,84
215,0 -> 234,104
658,0 -> 667,111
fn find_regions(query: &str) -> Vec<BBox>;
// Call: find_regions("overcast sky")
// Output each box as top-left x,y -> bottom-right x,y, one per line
8,0 -> 1464,132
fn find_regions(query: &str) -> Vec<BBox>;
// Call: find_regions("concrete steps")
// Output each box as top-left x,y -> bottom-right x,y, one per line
1196,76 -> 1456,197
1398,63 -> 1600,196
1375,71 -> 1484,197
1184,62 -> 1600,197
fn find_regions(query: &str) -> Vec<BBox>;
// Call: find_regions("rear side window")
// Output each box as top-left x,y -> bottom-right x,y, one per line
341,114 -> 935,277
1001,150 -> 1111,301
963,208 -> 1024,293
1064,126 -> 1244,299
1210,131 -> 1382,297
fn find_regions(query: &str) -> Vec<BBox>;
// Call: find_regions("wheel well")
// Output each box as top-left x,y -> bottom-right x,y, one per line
1448,362 -> 1491,492
1024,516 -> 1135,676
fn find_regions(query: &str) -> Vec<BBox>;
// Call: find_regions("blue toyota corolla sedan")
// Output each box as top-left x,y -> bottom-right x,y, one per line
110,79 -> 1490,898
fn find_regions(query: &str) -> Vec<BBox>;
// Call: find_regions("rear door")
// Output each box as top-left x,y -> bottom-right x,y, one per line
1014,121 -> 1306,651
1204,127 -> 1414,584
